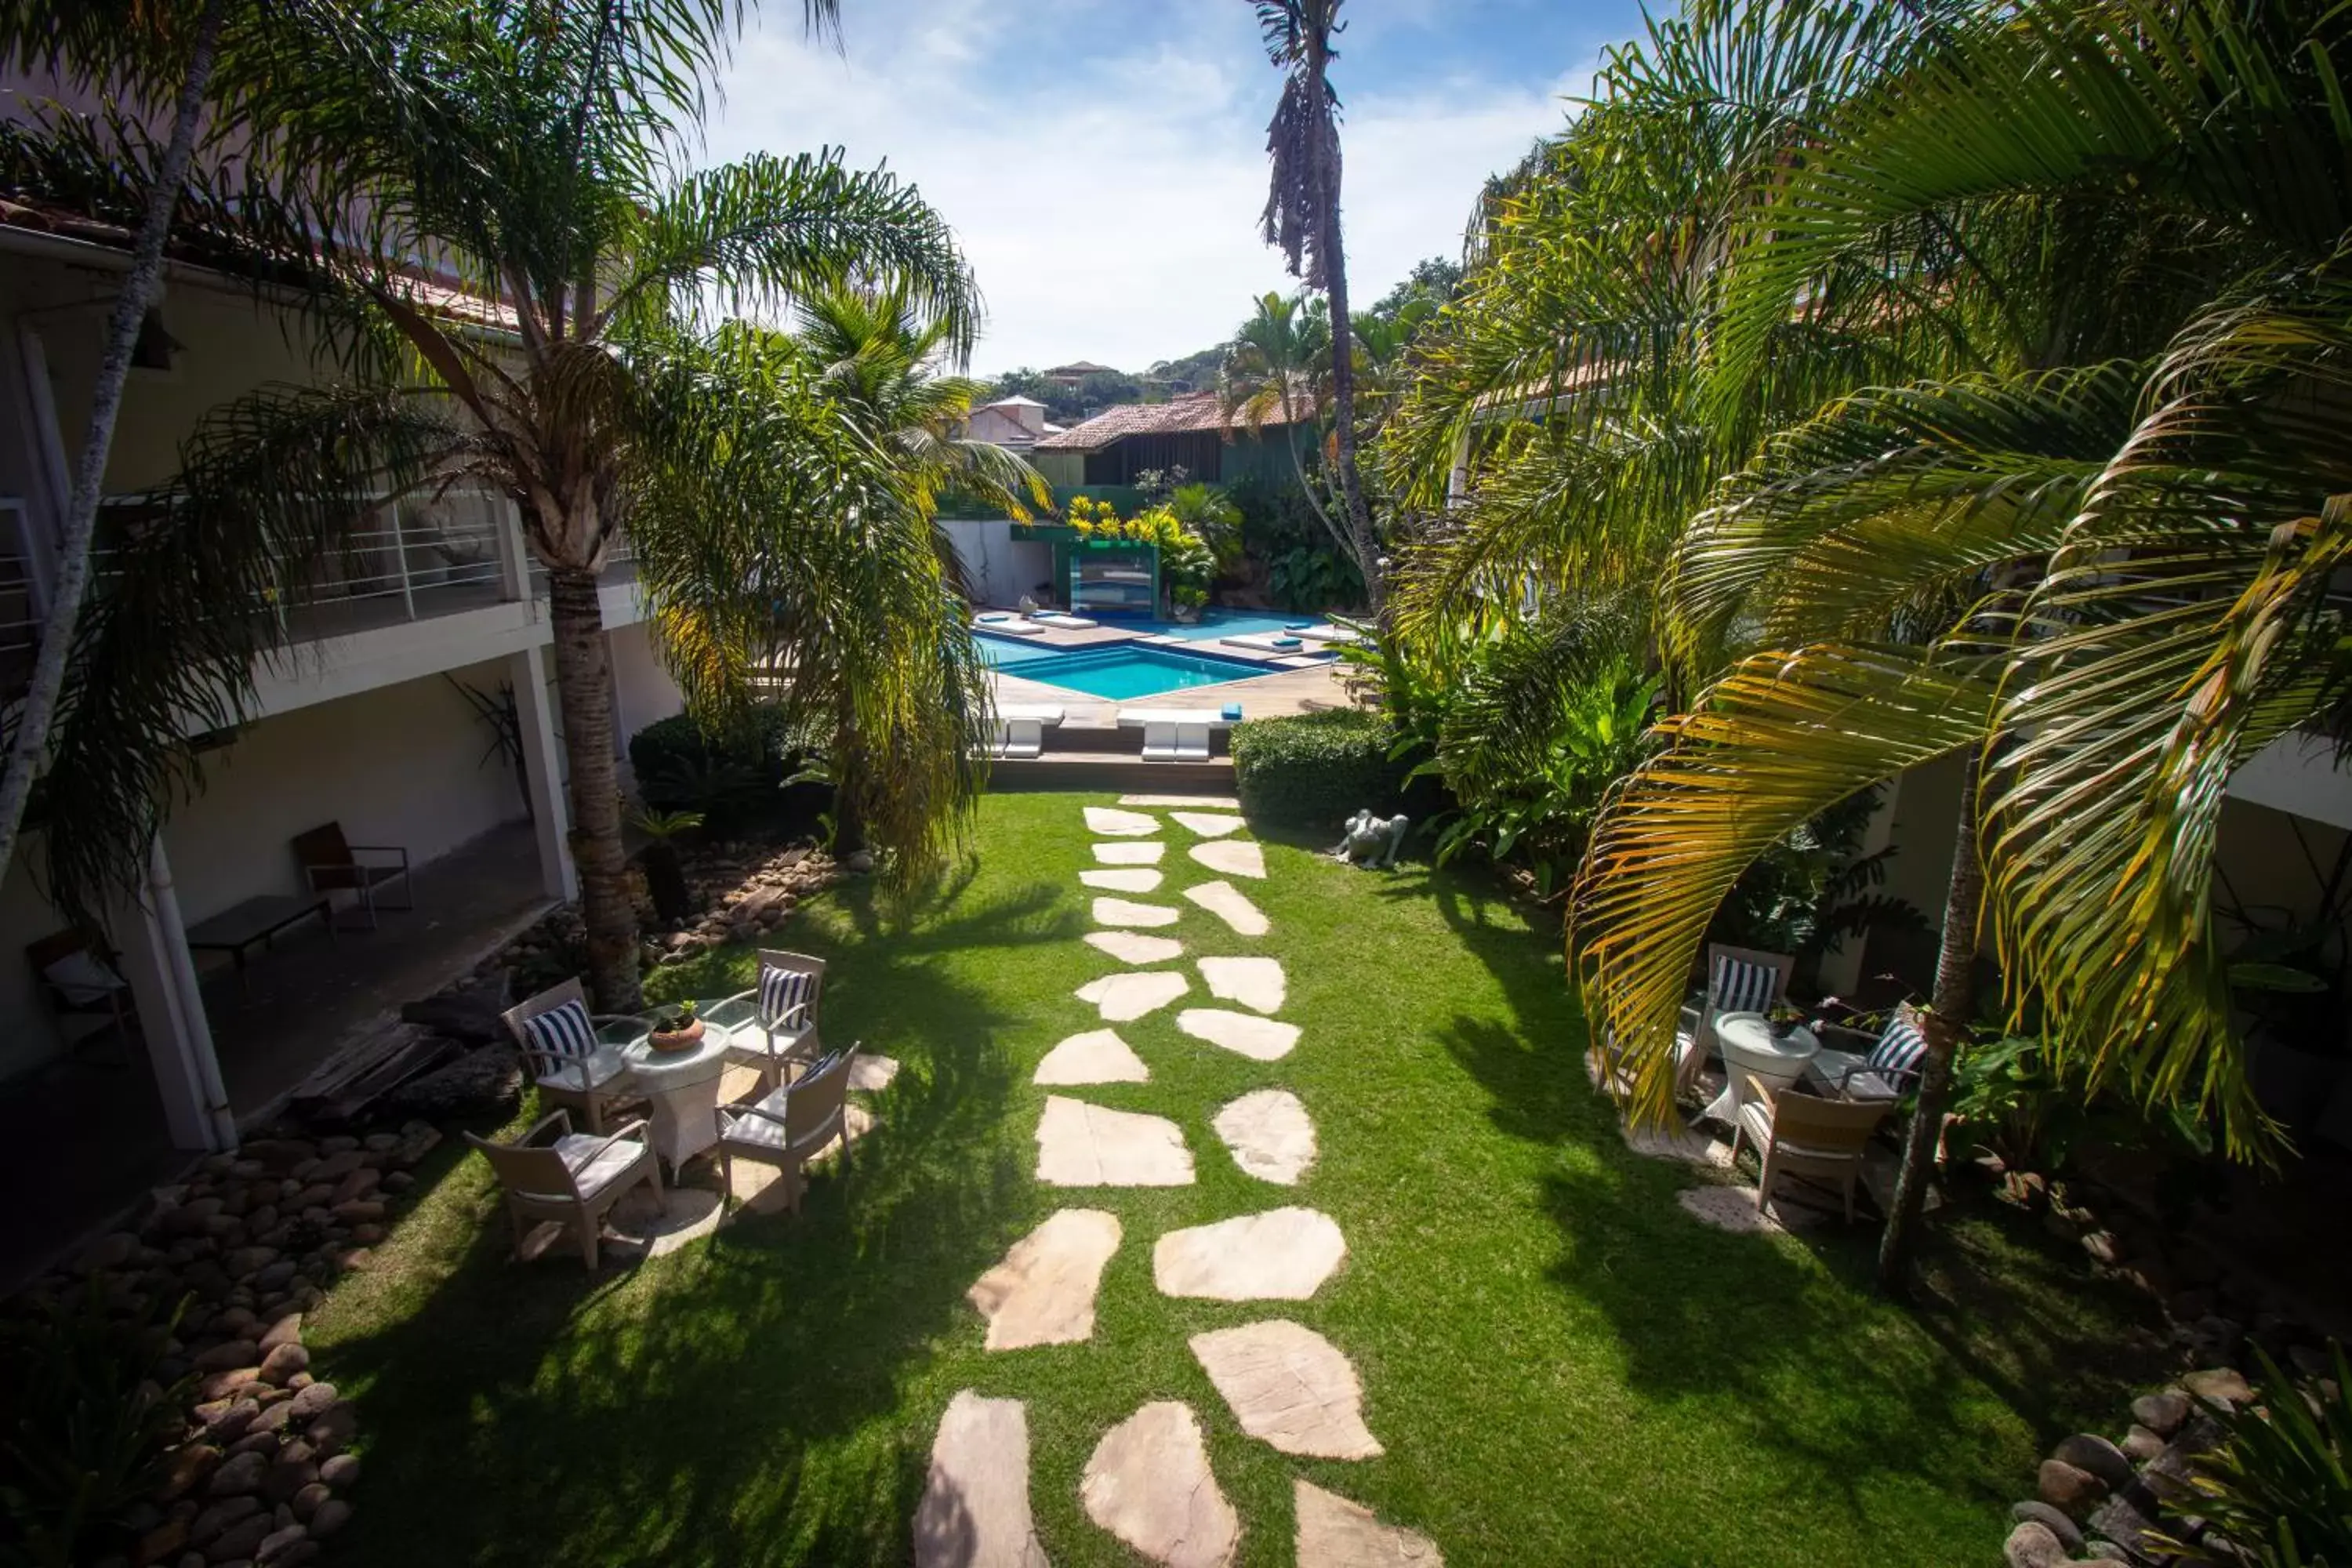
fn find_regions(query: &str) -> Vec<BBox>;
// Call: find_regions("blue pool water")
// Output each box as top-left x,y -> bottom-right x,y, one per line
1111,608 -> 1324,641
977,637 -> 1286,701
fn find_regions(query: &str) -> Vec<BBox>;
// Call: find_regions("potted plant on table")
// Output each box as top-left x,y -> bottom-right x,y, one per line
648,998 -> 702,1054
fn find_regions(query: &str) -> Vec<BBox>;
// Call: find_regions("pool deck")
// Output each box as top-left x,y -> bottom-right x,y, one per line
989,654 -> 1356,726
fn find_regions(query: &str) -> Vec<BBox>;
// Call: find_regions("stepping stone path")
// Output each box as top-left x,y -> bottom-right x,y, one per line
1080,867 -> 1163,892
1212,1089 -> 1316,1185
1035,1096 -> 1194,1187
914,1392 -> 1049,1568
1191,1319 -> 1384,1458
1169,811 -> 1247,838
1074,970 -> 1189,1022
1080,1403 -> 1240,1568
1093,897 -> 1180,928
1188,839 -> 1265,879
1182,880 -> 1269,935
849,1054 -> 901,1092
1084,931 -> 1183,964
1153,1207 -> 1347,1300
1294,1481 -> 1443,1566
918,796 -> 1435,1561
1675,1184 -> 1824,1235
1198,956 -> 1285,1014
1035,1029 -> 1150,1085
1178,1008 -> 1301,1062
968,1210 -> 1122,1349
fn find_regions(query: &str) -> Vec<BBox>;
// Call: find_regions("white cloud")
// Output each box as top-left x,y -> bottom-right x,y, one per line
702,3 -> 1584,375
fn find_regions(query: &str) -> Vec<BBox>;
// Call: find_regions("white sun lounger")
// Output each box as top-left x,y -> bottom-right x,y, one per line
1116,707 -> 1238,762
1221,632 -> 1308,653
1032,612 -> 1098,629
1293,623 -> 1363,646
990,704 -> 1066,759
975,614 -> 1049,636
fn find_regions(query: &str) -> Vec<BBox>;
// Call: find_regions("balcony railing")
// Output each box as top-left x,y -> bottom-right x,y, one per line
0,499 -> 42,698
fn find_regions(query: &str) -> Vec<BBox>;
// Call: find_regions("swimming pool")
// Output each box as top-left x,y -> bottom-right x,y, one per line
977,637 -> 1285,701
1109,608 -> 1329,642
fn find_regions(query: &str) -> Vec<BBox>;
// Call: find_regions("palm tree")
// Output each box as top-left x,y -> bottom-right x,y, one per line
1382,0 -> 2352,1290
1221,289 -> 1354,557
1250,0 -> 1382,610
781,282 -> 1050,854
2,0 -> 978,1011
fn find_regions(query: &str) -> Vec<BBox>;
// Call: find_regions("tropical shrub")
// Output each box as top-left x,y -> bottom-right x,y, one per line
2155,1344 -> 2352,1567
1233,709 -> 1411,829
629,710 -> 812,833
1068,495 -> 1215,610
0,1284 -> 191,1567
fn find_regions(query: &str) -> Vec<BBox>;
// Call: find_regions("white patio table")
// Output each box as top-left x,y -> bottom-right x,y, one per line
1702,1011 -> 1819,1124
618,1022 -> 735,1173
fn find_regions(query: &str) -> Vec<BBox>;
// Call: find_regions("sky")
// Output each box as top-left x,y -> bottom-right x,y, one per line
702,1 -> 1648,377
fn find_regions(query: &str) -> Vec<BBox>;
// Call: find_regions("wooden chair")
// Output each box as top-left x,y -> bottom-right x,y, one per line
715,1046 -> 858,1214
500,978 -> 645,1134
713,949 -> 826,1093
26,928 -> 134,1062
1730,1074 -> 1895,1223
466,1110 -> 664,1269
292,822 -> 414,928
1679,943 -> 1797,1094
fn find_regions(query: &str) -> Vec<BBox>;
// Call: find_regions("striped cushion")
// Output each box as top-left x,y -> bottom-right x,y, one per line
521,998 -> 595,1061
1709,955 -> 1779,1017
1868,1014 -> 1930,1076
761,966 -> 815,1028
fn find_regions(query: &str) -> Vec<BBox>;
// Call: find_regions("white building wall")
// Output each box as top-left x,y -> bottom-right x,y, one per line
608,620 -> 686,771
158,658 -> 528,927
938,517 -> 1018,607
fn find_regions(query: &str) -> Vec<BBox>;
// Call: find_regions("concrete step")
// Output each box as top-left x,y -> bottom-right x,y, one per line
989,753 -> 1236,793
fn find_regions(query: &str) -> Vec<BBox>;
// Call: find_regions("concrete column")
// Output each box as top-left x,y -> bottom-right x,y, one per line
111,842 -> 236,1151
509,644 -> 577,902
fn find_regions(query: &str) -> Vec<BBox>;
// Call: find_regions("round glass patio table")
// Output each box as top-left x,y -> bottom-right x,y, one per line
1701,1011 -> 1819,1124
618,1018 -> 735,1173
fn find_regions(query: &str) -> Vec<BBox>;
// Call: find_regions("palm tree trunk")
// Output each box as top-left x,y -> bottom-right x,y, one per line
0,0 -> 225,893
1877,748 -> 1983,1294
831,689 -> 866,857
545,566 -> 641,1012
1316,114 -> 1381,615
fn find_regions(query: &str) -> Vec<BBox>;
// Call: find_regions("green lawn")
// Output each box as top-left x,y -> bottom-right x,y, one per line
308,791 -> 2165,1566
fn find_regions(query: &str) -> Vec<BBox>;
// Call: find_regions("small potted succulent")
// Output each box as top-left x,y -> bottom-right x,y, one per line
1767,1001 -> 1808,1042
648,997 -> 702,1054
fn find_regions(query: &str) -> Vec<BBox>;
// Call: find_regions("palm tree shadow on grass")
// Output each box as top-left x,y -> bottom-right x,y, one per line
318,877 -> 1074,1567
1362,852 -> 2168,1519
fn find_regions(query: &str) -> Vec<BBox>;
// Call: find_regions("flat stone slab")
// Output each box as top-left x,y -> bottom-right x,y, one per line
1075,970 -> 1190,1022
1085,807 -> 1160,837
1621,1120 -> 1732,1167
1198,956 -> 1285,1014
1188,840 -> 1265,880
1036,1029 -> 1150,1085
1122,794 -> 1240,809
1212,1089 -> 1316,1185
1153,1207 -> 1345,1299
1085,931 -> 1184,964
1191,1319 -> 1383,1459
1080,868 -> 1163,892
967,1209 -> 1122,1350
1295,1481 -> 1443,1566
1036,1096 -> 1195,1187
849,1054 -> 901,1093
913,1391 -> 1049,1568
1080,1403 -> 1239,1568
1170,811 -> 1247,838
1094,897 -> 1181,928
1093,841 -> 1166,865
1178,1009 -> 1301,1062
1675,1184 -> 1824,1235
1183,881 -> 1269,936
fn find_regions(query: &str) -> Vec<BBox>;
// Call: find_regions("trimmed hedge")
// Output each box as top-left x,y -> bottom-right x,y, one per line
1232,709 -> 1414,829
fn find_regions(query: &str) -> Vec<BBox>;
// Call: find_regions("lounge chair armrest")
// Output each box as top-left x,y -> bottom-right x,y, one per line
520,1109 -> 572,1147
726,1098 -> 793,1131
340,844 -> 409,863
768,1001 -> 811,1033
581,1118 -> 651,1166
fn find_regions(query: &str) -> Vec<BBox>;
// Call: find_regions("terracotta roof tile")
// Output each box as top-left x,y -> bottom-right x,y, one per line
1034,391 -> 1312,452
